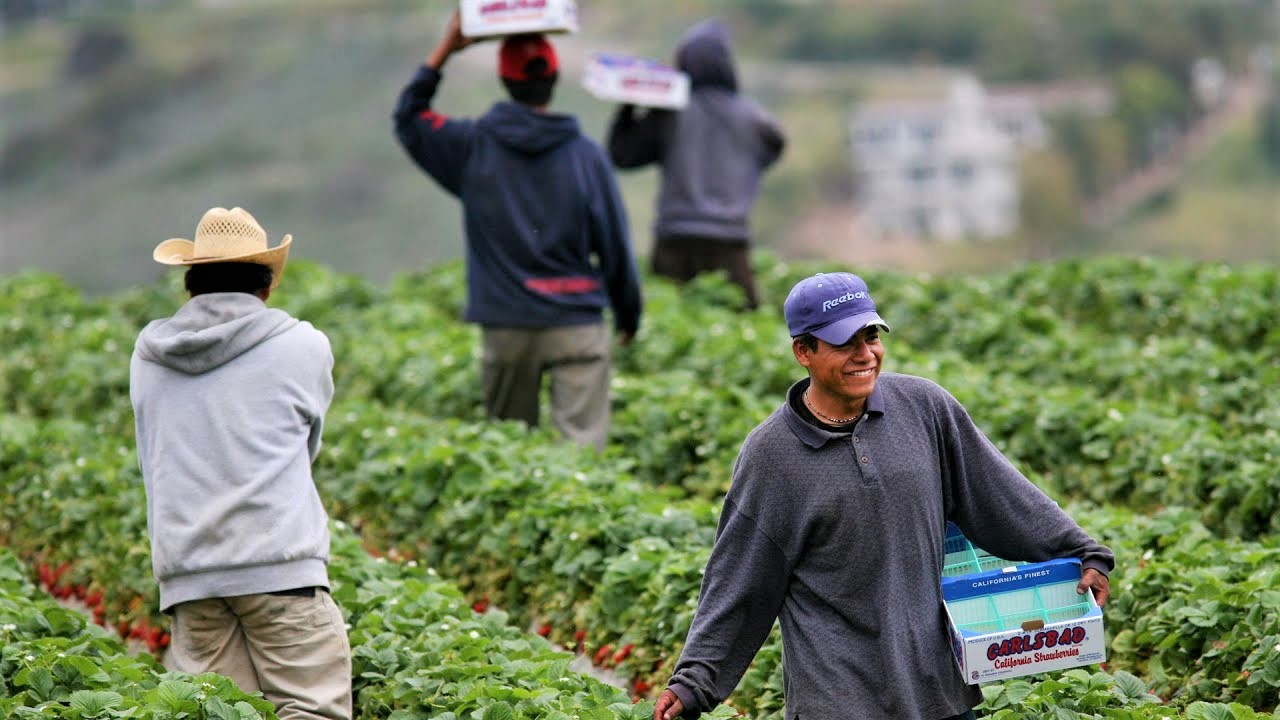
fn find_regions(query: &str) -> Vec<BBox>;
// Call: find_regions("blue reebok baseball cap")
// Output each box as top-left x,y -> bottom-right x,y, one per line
784,272 -> 890,344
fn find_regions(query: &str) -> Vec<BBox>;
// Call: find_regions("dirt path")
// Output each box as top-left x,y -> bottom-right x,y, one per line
1084,77 -> 1266,228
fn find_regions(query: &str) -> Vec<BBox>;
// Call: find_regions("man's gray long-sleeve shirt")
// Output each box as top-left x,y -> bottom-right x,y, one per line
668,373 -> 1115,719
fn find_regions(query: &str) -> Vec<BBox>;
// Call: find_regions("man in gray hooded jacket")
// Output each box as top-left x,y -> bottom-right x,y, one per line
131,207 -> 351,720
609,18 -> 785,310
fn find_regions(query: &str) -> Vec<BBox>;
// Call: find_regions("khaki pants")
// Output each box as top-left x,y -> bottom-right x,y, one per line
481,323 -> 611,450
167,592 -> 352,720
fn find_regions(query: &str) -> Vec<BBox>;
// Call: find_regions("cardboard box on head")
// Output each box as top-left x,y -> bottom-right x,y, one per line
459,0 -> 579,38
582,53 -> 690,109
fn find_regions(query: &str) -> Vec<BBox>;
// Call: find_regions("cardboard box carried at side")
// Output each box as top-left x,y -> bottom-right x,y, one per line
460,0 -> 578,38
942,558 -> 1106,684
582,53 -> 690,109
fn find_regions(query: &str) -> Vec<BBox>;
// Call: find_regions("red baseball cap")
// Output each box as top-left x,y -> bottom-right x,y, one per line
499,34 -> 558,81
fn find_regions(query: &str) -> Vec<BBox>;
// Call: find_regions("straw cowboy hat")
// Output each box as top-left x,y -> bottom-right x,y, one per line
153,207 -> 292,289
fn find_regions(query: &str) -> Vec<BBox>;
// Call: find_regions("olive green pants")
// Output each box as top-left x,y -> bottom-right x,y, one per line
167,591 -> 352,720
481,323 -> 611,450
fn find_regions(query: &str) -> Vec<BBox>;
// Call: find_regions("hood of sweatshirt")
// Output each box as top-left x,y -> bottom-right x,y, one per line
134,292 -> 299,375
479,101 -> 582,156
675,18 -> 738,92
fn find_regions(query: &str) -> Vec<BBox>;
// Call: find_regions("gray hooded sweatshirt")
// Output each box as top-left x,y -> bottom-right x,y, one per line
608,18 -> 786,243
130,292 -> 335,611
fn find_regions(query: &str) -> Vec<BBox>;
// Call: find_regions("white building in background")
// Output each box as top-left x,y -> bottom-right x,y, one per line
850,75 -> 1049,242
1191,57 -> 1228,111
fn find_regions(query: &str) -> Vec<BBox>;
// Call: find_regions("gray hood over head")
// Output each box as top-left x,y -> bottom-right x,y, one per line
676,18 -> 738,92
134,292 -> 298,375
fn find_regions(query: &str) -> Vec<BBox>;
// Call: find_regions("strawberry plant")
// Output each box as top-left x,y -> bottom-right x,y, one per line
6,256 -> 1280,718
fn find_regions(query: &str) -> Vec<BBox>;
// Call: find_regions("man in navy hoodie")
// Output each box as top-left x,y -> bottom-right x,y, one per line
393,11 -> 643,450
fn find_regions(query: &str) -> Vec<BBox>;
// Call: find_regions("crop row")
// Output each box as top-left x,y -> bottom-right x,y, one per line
4,257 -> 1279,538
314,407 -> 1280,713
0,416 -> 726,718
3,398 -> 1278,717
0,541 -> 281,718
3,258 -> 1279,716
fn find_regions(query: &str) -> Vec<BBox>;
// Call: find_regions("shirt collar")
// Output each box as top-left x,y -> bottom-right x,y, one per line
783,377 -> 885,449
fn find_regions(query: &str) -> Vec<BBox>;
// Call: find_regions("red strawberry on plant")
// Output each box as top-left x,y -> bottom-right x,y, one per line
537,624 -> 551,637
594,643 -> 613,666
146,627 -> 167,653
472,596 -> 489,613
613,643 -> 634,665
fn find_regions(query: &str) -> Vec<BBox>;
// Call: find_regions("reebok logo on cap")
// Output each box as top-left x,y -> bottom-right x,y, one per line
784,272 -> 890,345
822,291 -> 870,312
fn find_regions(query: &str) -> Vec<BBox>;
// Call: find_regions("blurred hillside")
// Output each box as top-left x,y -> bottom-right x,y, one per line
1,0 -> 1277,293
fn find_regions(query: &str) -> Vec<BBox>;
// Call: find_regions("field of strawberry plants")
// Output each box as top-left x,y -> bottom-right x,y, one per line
2,254 -> 1278,719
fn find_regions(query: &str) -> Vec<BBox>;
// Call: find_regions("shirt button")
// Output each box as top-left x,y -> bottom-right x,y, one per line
853,436 -> 860,443
861,456 -> 870,464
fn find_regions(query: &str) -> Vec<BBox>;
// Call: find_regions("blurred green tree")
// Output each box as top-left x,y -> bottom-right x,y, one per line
1261,75 -> 1280,170
1051,111 -> 1131,199
1113,63 -> 1191,165
1018,147 -> 1083,259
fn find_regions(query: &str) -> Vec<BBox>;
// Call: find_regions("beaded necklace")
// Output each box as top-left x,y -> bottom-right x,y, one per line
803,389 -> 860,425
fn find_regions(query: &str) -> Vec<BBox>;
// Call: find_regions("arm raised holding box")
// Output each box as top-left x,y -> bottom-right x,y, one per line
608,104 -> 668,168
427,10 -> 477,71
392,10 -> 480,197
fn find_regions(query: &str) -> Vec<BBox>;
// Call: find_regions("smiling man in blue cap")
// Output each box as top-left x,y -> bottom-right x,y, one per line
652,272 -> 1115,720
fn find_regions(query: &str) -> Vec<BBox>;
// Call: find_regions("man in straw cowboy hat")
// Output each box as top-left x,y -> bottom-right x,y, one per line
393,11 -> 643,450
130,207 -> 352,719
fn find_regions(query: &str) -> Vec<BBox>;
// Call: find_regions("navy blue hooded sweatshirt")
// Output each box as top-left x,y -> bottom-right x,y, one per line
394,66 -> 642,335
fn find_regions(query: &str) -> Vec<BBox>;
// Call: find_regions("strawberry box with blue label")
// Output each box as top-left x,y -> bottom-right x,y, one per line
582,53 -> 690,109
941,557 -> 1106,684
459,0 -> 579,38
